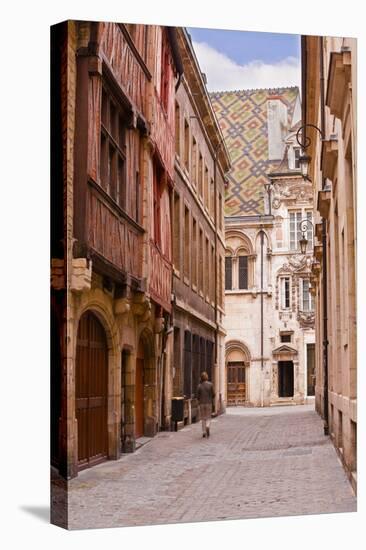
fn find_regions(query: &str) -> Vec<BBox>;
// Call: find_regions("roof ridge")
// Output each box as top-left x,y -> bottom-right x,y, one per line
210,85 -> 299,96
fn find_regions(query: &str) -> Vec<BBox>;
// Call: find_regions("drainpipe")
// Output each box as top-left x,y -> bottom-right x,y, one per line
214,149 -> 218,411
260,229 -> 264,407
319,36 -> 329,436
213,140 -> 226,413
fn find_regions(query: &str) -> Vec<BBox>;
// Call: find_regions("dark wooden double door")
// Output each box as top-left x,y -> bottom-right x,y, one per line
76,311 -> 108,470
227,361 -> 246,406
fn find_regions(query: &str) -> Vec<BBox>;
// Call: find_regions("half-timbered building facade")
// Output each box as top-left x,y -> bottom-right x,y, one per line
51,21 -> 182,478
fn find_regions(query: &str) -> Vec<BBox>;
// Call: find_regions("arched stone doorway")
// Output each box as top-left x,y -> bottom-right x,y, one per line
225,341 -> 250,406
75,310 -> 108,470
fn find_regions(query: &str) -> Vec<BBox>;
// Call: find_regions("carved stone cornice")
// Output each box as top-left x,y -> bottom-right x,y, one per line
317,189 -> 331,219
297,310 -> 315,328
70,258 -> 92,293
315,222 -> 323,241
326,50 -> 352,120
131,293 -> 151,321
314,244 -> 323,262
114,297 -> 131,316
321,136 -> 338,181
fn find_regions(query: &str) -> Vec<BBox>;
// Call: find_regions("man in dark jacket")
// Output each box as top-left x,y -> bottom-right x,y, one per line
197,371 -> 215,438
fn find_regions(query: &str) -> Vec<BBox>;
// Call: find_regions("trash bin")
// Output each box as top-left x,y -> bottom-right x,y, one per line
171,397 -> 184,422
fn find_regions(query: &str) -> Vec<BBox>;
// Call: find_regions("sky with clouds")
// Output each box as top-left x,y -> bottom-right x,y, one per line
187,27 -> 301,92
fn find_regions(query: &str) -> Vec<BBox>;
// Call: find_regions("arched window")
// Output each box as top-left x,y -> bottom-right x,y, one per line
225,255 -> 232,290
238,253 -> 248,289
225,233 -> 255,291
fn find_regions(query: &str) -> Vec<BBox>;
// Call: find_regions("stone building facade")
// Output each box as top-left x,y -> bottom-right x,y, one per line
169,29 -> 230,425
302,35 -> 357,489
51,21 -> 183,478
211,87 -> 315,407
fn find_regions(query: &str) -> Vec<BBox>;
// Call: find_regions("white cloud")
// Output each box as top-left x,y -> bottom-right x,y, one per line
192,41 -> 301,92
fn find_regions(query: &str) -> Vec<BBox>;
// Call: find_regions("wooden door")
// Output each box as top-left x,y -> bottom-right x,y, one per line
227,361 -> 246,406
135,345 -> 144,438
278,361 -> 294,397
76,311 -> 108,470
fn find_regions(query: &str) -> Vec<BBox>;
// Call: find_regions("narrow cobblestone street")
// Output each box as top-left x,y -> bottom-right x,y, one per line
68,405 -> 356,529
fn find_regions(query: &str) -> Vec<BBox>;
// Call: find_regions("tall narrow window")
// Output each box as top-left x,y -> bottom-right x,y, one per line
225,257 -> 232,290
289,211 -> 302,250
192,137 -> 197,186
160,31 -> 170,112
238,255 -> 248,289
184,206 -> 190,280
173,192 -> 180,271
175,102 -> 180,156
100,85 -> 127,209
183,331 -> 192,398
198,152 -> 203,199
204,166 -> 209,210
184,119 -> 189,171
281,277 -> 290,309
199,228 -> 203,293
135,169 -> 140,223
210,178 -> 215,219
192,218 -> 197,287
306,211 -> 313,250
219,256 -> 223,307
302,278 -> 313,311
205,237 -> 210,299
218,193 -> 223,231
153,162 -> 162,247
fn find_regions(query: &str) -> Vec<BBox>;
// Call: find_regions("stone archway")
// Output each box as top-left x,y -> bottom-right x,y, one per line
225,341 -> 251,406
73,291 -> 121,473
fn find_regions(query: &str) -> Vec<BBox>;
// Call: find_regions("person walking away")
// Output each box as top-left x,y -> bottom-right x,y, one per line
197,371 -> 215,438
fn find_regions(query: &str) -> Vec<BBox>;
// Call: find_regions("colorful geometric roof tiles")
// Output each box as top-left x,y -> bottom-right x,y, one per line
210,87 -> 300,216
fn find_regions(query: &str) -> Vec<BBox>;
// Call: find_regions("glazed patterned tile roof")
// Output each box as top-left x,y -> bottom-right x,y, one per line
210,87 -> 300,216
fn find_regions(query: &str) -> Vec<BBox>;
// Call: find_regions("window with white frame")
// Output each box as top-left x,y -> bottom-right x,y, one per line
281,277 -> 291,309
302,278 -> 314,311
289,210 -> 313,250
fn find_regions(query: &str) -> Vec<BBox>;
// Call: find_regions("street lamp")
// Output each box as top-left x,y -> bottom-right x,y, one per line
299,218 -> 314,255
295,123 -> 325,181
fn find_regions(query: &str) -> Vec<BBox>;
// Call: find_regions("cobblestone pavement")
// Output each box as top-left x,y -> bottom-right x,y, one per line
67,405 -> 356,530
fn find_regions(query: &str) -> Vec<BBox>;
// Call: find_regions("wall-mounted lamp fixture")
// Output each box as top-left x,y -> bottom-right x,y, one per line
295,123 -> 325,182
299,218 -> 314,255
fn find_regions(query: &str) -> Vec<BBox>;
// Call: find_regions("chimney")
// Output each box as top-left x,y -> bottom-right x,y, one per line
267,95 -> 288,161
